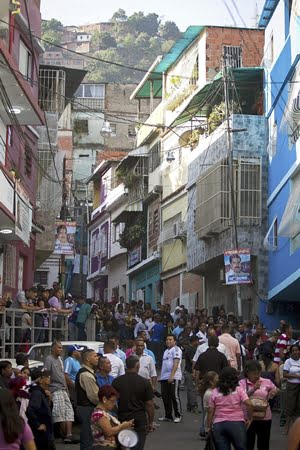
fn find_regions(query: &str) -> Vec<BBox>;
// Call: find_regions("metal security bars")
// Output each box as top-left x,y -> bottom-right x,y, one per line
223,46 -> 243,69
195,156 -> 261,238
38,69 -> 66,113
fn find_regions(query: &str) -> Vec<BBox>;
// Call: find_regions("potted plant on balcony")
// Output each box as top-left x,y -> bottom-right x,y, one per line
116,167 -> 141,189
207,101 -> 240,134
119,221 -> 145,249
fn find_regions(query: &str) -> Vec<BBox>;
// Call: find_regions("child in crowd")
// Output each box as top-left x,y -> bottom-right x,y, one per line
198,371 -> 219,437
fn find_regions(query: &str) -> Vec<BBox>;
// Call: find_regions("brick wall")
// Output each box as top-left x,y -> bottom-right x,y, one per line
163,272 -> 203,308
206,27 -> 264,80
163,275 -> 180,305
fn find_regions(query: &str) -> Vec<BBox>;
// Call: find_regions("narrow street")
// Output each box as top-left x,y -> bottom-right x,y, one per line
57,393 -> 287,450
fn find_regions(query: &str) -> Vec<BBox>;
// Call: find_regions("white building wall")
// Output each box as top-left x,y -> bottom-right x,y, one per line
107,255 -> 127,301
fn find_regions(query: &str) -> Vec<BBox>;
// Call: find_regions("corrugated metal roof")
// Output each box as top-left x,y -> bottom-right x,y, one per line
259,0 -> 280,28
132,26 -> 204,99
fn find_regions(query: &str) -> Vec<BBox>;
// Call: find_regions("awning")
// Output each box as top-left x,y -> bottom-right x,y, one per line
116,146 -> 149,171
113,200 -> 143,224
259,0 -> 280,28
172,67 -> 264,127
278,172 -> 300,238
131,26 -> 204,100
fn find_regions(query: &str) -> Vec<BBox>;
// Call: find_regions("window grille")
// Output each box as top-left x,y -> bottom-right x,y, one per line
38,69 -> 66,113
74,119 -> 89,134
4,244 -> 16,288
34,270 -> 48,285
195,157 -> 261,238
149,142 -> 161,172
223,46 -> 242,68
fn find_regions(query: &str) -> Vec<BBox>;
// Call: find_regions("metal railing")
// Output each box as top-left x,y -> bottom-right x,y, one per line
0,309 -> 96,358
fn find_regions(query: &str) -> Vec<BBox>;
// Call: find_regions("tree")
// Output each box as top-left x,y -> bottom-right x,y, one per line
159,21 -> 181,40
91,31 -> 117,50
42,29 -> 62,48
42,19 -> 64,50
42,18 -> 64,33
111,8 -> 127,22
127,11 -> 159,35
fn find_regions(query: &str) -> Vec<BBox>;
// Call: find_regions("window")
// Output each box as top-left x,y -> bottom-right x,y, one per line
195,157 -> 261,238
74,119 -> 89,134
75,84 -> 105,98
24,144 -> 32,176
19,41 -> 32,80
159,213 -> 182,243
110,123 -> 117,136
149,209 -> 159,238
34,270 -> 48,285
128,125 -> 136,138
223,46 -> 242,68
149,141 -> 161,172
4,244 -> 16,288
113,223 -> 125,242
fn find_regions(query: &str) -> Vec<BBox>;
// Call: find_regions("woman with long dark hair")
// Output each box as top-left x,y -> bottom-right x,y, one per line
0,388 -> 36,450
207,367 -> 253,450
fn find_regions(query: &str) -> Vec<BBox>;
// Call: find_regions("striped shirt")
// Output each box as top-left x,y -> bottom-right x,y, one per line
274,333 -> 288,364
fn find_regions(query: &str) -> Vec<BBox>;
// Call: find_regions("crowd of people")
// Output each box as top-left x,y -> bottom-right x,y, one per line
0,289 -> 300,450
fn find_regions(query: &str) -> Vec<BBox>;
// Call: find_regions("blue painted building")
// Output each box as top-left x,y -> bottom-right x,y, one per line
260,0 -> 300,329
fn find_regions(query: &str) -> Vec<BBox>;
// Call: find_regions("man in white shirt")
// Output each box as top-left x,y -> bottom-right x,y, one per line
159,335 -> 183,423
196,321 -> 208,344
135,338 -> 157,387
103,341 -> 125,378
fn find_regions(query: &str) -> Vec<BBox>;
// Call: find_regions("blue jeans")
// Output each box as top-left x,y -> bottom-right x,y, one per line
212,421 -> 247,450
76,405 -> 94,450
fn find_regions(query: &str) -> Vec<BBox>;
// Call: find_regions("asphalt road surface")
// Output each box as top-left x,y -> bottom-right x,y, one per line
57,390 -> 288,450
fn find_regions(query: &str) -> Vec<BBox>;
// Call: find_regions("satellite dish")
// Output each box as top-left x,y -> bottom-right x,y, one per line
118,429 -> 138,449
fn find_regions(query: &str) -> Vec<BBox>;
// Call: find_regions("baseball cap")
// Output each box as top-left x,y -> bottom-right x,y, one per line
66,293 -> 72,298
68,345 -> 84,353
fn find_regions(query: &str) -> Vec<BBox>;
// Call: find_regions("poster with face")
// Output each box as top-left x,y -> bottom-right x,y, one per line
224,248 -> 252,285
54,220 -> 76,255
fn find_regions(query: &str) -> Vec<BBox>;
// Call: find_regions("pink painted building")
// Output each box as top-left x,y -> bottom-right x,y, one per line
0,0 -> 44,298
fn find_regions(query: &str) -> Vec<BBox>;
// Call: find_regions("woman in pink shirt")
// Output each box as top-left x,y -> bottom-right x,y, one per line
239,360 -> 278,450
207,367 -> 253,450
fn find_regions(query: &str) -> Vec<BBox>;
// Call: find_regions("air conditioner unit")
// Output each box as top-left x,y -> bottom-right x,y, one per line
174,221 -> 187,240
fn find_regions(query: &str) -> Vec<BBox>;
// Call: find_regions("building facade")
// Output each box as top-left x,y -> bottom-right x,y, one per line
260,0 -> 300,329
0,0 -> 45,298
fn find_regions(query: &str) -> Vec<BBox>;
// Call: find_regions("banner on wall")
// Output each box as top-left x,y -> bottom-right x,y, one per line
54,220 -> 76,255
224,248 -> 252,285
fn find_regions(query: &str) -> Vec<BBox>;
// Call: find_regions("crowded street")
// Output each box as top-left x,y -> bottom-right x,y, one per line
1,0 -> 300,449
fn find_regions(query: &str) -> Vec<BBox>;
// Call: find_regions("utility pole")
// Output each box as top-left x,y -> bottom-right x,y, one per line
223,58 -> 243,320
59,155 -> 67,292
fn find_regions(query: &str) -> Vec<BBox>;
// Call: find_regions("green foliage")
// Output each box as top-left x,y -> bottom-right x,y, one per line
91,31 -> 117,50
119,218 -> 145,249
111,9 -> 127,22
42,19 -> 64,49
207,101 -> 241,133
42,29 -> 62,48
42,11 -> 182,83
42,19 -> 64,33
159,21 -> 181,40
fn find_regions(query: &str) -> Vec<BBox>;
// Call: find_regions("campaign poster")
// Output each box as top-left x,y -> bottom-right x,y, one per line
224,248 -> 252,285
54,220 -> 76,255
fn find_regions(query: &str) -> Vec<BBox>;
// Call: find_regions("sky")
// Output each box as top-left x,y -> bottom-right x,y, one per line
40,0 -> 266,30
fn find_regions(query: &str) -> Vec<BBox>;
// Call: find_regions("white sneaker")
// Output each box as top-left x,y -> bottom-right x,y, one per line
158,417 -> 173,422
173,416 -> 182,423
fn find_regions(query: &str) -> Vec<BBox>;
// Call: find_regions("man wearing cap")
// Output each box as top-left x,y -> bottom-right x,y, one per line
64,345 -> 83,404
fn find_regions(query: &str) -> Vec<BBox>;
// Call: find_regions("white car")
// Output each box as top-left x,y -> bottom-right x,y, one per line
27,341 -> 104,367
